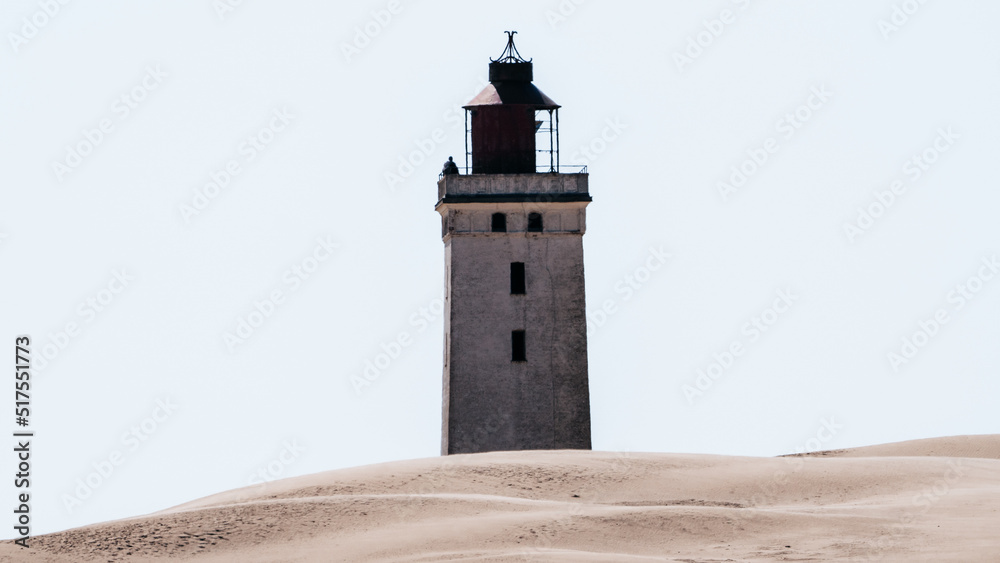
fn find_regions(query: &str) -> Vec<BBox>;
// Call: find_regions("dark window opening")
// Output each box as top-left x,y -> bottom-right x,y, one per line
510,262 -> 525,295
491,213 -> 507,233
527,212 -> 543,232
512,330 -> 526,362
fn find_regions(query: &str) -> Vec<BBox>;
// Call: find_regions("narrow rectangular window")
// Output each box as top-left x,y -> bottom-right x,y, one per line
510,262 -> 525,295
512,330 -> 526,362
527,212 -> 543,232
491,213 -> 507,233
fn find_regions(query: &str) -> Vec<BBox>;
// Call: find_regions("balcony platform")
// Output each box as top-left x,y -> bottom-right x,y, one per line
437,173 -> 590,205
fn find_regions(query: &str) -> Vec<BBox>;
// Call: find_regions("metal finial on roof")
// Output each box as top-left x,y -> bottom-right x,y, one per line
491,31 -> 532,64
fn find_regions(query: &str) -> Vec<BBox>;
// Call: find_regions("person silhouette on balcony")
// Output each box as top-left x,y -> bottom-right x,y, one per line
442,156 -> 460,175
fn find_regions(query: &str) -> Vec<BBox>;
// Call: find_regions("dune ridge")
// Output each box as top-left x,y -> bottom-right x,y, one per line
3,435 -> 998,562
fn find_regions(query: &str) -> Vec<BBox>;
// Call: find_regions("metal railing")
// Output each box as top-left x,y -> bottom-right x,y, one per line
439,165 -> 587,180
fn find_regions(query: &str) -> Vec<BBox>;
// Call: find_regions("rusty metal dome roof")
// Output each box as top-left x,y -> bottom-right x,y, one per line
464,82 -> 559,109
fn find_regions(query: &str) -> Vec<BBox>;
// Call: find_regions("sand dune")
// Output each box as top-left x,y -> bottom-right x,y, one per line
3,435 -> 998,562
794,434 -> 1000,460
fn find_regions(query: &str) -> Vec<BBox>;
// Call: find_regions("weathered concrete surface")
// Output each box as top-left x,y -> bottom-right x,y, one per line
437,173 -> 589,201
438,174 -> 591,455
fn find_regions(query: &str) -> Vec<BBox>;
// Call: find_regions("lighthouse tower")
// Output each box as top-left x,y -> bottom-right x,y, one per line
437,33 -> 592,455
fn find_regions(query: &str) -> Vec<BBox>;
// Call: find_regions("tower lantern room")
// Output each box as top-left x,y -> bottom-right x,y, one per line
464,32 -> 561,174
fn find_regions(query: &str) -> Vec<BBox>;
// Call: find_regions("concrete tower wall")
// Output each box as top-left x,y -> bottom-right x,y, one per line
438,174 -> 591,455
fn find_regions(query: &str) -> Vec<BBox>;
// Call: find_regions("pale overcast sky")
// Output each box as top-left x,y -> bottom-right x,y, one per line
2,0 -> 998,537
